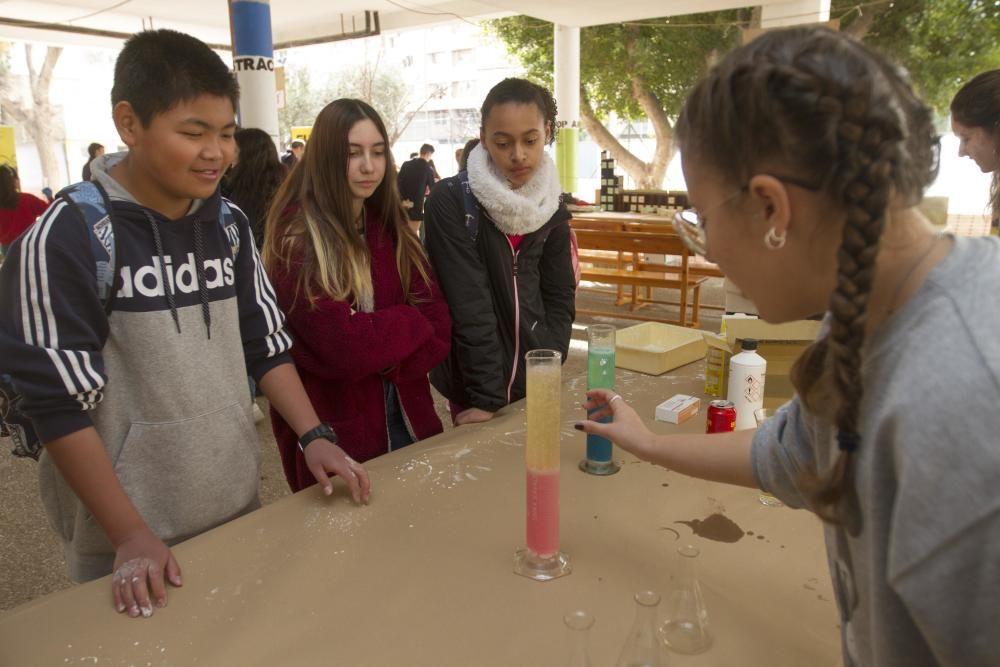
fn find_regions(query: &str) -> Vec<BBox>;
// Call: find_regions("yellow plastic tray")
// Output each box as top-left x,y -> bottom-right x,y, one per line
615,322 -> 708,375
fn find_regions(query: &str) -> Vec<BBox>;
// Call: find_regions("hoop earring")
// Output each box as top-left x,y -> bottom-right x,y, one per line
764,227 -> 787,250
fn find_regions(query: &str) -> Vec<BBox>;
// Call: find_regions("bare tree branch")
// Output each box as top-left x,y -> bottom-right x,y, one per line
391,84 -> 444,146
580,95 -> 653,185
0,95 -> 29,124
36,46 -> 62,100
843,4 -> 890,40
623,25 -> 673,188
23,44 -> 33,90
3,44 -> 63,187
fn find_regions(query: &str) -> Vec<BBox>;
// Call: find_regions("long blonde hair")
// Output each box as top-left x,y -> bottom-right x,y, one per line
263,98 -> 430,310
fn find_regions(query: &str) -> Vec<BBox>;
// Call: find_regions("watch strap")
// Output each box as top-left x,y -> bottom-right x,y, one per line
298,422 -> 338,452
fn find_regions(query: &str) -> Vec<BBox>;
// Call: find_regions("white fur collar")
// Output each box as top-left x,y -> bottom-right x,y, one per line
466,143 -> 562,235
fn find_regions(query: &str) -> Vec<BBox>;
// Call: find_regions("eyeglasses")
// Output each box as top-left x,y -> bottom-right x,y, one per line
672,175 -> 821,257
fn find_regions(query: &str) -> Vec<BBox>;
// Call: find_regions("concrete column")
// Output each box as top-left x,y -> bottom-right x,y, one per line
554,24 -> 580,195
228,0 -> 279,143
761,0 -> 831,27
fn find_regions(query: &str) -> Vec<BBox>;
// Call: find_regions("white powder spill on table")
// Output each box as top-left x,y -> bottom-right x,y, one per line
303,504 -> 371,534
393,441 -> 499,490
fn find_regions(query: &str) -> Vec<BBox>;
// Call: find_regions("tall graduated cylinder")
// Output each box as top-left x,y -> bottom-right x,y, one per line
581,324 -> 620,475
515,349 -> 571,580
526,350 -> 562,557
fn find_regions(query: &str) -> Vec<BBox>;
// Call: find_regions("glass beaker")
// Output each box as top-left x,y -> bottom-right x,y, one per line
514,350 -> 571,580
580,324 -> 621,475
660,544 -> 711,655
617,590 -> 668,667
564,610 -> 595,667
753,408 -> 783,507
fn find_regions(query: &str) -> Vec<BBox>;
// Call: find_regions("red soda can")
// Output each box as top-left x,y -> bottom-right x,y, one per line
706,400 -> 736,433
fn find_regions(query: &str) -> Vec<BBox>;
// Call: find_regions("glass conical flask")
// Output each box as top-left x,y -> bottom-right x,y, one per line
660,544 -> 712,654
564,610 -> 595,667
616,591 -> 668,667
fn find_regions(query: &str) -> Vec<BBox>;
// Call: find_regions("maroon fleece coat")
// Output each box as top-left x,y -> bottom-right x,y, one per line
269,210 -> 451,492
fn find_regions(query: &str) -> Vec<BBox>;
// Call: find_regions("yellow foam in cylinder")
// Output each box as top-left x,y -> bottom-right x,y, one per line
526,359 -> 561,472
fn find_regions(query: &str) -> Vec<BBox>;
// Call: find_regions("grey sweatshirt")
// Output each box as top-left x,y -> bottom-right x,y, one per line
0,153 -> 293,581
753,235 -> 1000,666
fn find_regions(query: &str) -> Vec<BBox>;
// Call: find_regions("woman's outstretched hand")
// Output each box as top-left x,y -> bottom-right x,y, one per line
575,388 -> 654,460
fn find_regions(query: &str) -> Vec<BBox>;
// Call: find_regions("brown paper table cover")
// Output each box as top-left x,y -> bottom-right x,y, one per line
0,363 -> 840,666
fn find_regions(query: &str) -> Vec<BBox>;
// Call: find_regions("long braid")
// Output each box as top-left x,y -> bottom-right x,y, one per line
807,77 -> 902,518
677,27 -> 939,526
755,61 -> 905,521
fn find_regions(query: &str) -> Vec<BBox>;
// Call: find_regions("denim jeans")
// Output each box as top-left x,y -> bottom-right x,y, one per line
384,380 -> 414,451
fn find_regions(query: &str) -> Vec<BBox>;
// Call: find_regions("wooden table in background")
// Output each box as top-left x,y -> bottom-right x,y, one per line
0,363 -> 840,666
571,211 -> 724,279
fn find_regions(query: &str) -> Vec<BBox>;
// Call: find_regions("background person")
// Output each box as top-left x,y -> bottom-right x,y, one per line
397,143 -> 437,234
423,78 -> 576,427
951,69 -> 1000,234
81,142 -> 105,181
0,164 -> 47,257
222,127 -> 286,249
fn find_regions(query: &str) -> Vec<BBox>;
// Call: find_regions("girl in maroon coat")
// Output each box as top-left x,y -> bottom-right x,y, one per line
0,165 -> 48,256
263,99 -> 451,493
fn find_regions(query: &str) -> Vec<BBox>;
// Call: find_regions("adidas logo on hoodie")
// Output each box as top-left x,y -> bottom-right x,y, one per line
117,253 -> 235,299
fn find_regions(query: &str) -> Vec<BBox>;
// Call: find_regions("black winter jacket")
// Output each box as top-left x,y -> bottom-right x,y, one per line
424,175 -> 576,412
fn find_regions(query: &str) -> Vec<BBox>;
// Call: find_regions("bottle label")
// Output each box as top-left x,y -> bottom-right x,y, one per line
743,374 -> 763,403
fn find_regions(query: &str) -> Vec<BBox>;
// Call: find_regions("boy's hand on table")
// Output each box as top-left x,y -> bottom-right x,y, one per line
454,407 -> 495,426
112,526 -> 182,618
303,439 -> 372,505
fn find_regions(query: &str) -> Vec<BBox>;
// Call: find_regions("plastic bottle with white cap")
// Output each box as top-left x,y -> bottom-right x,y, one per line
727,338 -> 766,430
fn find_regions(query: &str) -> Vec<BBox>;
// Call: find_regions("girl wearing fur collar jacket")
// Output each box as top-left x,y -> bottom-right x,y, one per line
424,78 -> 576,426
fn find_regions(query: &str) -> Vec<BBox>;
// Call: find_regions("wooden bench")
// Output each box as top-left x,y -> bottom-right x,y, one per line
572,227 -> 708,327
571,218 -> 632,303
614,221 -> 725,314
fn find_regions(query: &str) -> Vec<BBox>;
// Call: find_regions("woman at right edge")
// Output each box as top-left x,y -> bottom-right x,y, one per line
577,27 -> 1000,666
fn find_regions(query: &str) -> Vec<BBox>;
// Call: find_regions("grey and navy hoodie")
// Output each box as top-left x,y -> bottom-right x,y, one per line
0,153 -> 293,582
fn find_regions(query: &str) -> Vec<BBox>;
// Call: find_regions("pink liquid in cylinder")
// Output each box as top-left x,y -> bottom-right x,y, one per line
526,470 -> 560,558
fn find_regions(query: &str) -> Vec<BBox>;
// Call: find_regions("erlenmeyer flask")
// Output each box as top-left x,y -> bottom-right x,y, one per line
616,591 -> 668,667
660,544 -> 712,654
564,610 -> 595,667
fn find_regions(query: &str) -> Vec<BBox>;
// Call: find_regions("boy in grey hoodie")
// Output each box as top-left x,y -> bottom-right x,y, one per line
0,30 -> 370,619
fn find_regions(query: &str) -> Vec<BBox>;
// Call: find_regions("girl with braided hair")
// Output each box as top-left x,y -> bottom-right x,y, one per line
577,27 -> 999,666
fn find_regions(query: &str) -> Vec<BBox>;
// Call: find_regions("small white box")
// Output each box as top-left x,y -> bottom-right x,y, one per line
655,394 -> 701,424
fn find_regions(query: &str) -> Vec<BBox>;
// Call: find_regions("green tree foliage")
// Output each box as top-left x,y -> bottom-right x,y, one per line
277,65 -> 332,146
489,2 -> 1000,188
279,58 -> 439,147
331,61 -> 411,144
489,13 -> 744,187
836,0 -> 1000,113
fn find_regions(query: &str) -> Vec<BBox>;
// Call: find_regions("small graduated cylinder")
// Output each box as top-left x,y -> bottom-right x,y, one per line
581,324 -> 620,475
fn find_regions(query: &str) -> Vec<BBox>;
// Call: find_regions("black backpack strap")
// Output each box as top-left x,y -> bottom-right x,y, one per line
217,197 -> 241,259
458,171 -> 480,243
56,181 -> 118,315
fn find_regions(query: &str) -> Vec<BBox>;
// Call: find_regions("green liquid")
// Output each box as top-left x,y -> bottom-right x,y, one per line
586,347 -> 615,464
587,347 -> 615,390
